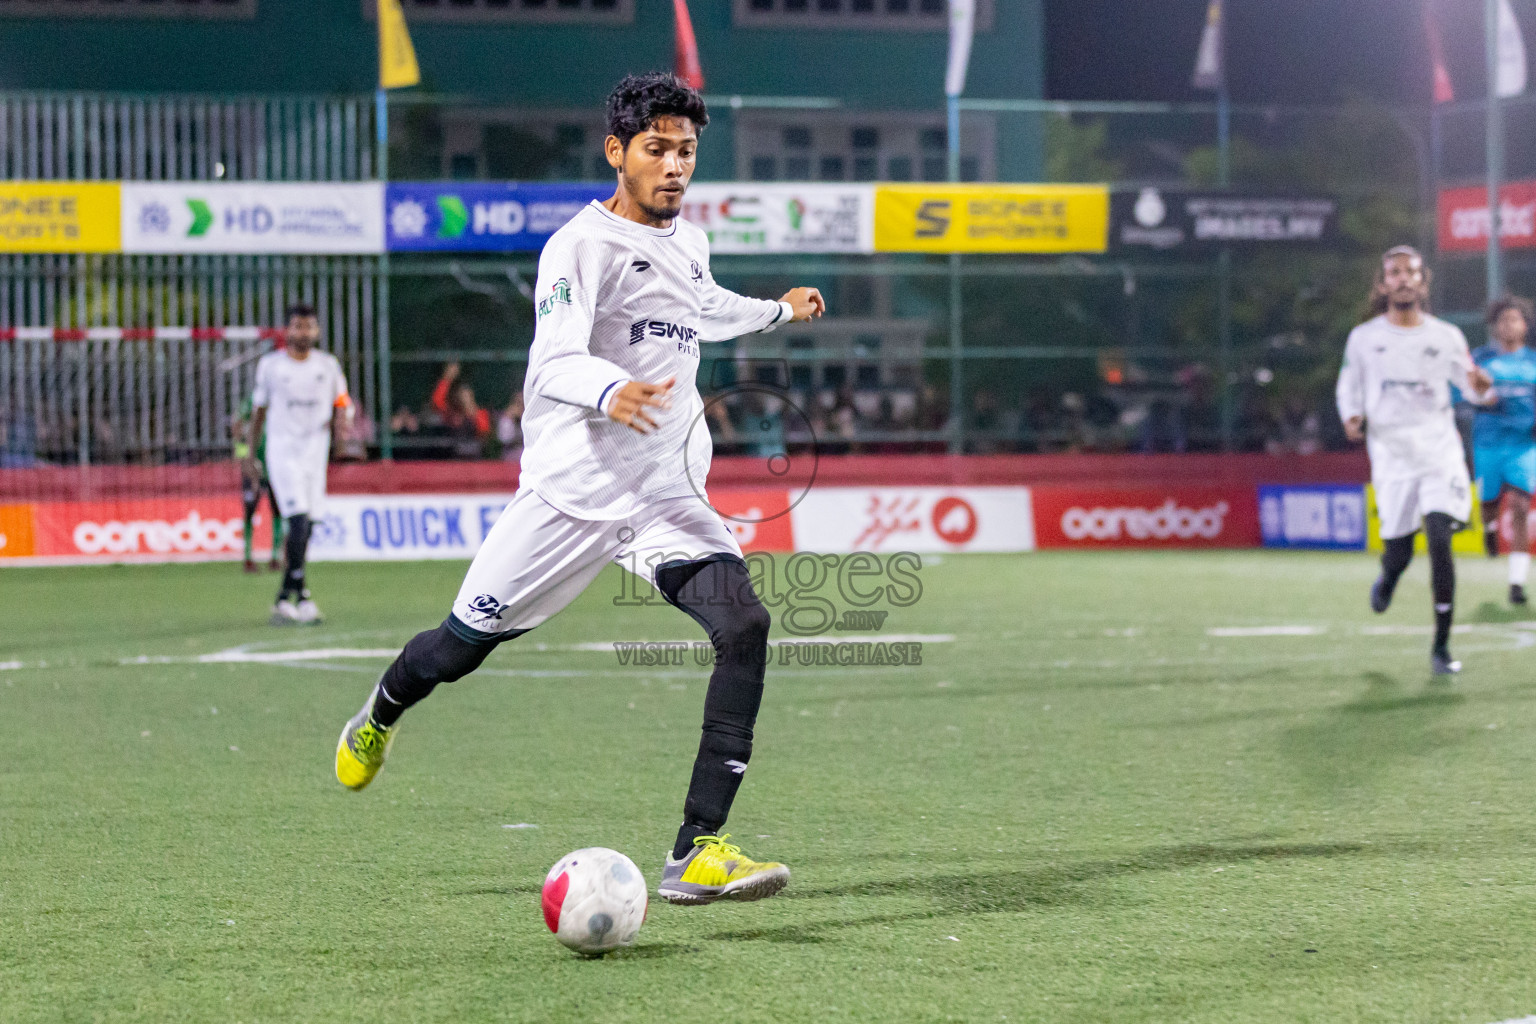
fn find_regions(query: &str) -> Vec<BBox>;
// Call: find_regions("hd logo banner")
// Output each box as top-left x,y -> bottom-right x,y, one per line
873,184 -> 1109,254
0,183 -> 121,253
121,183 -> 385,254
385,182 -> 608,252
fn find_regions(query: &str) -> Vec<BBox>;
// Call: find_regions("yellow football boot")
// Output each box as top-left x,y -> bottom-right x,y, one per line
656,834 -> 790,905
335,697 -> 396,791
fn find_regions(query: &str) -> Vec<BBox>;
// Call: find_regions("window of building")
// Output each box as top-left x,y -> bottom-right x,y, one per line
736,111 -> 995,183
423,109 -> 609,180
0,0 -> 255,18
362,0 -> 632,24
733,0 -> 989,30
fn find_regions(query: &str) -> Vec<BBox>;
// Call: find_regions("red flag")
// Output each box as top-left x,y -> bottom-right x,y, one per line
1424,2 -> 1454,104
674,0 -> 704,90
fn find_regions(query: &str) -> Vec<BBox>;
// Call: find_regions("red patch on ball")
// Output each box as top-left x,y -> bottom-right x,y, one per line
541,871 -> 569,932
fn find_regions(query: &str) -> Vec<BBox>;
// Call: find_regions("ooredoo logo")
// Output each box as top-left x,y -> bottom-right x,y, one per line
931,496 -> 978,545
1061,498 -> 1230,542
72,511 -> 242,555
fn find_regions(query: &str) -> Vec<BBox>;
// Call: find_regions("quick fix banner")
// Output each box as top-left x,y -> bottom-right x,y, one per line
1439,180 -> 1536,253
1112,189 -> 1337,250
0,182 -> 121,253
385,182 -> 609,253
873,184 -> 1108,254
121,183 -> 385,254
680,184 -> 874,254
1257,485 -> 1366,550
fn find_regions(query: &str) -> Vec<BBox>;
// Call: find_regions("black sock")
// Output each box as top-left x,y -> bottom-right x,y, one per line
1426,512 -> 1457,653
1379,534 -> 1414,598
278,514 -> 310,600
369,618 -> 500,728
656,557 -> 771,861
672,822 -> 717,861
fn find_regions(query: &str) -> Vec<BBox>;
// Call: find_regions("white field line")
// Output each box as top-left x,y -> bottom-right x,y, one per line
1206,626 -> 1326,637
0,661 -> 26,670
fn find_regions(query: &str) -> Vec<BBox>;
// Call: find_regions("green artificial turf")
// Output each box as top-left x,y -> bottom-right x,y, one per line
4,551 -> 1536,1023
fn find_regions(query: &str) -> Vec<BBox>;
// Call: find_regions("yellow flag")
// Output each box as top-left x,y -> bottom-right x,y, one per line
378,0 -> 420,90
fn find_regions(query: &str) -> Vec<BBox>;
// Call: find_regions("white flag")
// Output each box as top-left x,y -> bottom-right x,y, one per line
1191,0 -> 1223,91
945,0 -> 975,98
1498,0 -> 1527,97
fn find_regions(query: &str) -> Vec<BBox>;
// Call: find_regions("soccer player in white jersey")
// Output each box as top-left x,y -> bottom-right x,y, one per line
334,74 -> 825,905
1337,246 -> 1491,674
247,303 -> 352,626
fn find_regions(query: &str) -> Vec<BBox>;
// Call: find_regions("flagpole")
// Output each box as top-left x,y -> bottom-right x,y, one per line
946,92 -> 963,454
1486,0 -> 1505,303
1216,7 -> 1234,452
376,84 -> 394,461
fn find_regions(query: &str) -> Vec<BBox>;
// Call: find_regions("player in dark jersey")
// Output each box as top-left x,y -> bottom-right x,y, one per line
1471,294 -> 1536,604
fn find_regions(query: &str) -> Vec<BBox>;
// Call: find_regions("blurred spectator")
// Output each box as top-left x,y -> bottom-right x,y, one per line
496,392 -> 525,462
1265,395 -> 1323,456
429,362 -> 491,459
391,406 -> 421,437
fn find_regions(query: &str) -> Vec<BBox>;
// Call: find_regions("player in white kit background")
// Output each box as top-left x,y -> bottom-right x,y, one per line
1336,246 -> 1491,675
335,74 -> 825,905
247,304 -> 352,626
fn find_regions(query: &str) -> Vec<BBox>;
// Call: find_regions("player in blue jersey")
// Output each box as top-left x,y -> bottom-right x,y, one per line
1472,294 -> 1536,605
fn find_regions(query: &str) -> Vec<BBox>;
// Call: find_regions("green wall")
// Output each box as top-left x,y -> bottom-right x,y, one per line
0,0 -> 1043,177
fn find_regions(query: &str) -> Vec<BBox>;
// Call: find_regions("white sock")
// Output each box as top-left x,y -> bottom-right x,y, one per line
1510,551 -> 1532,586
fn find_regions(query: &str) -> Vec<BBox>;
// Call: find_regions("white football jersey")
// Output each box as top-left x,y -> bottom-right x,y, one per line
1335,314 -> 1474,481
519,200 -> 789,519
251,348 -> 349,467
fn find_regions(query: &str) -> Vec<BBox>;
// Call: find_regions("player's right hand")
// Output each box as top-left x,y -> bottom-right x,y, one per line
607,377 -> 674,435
1344,415 -> 1365,442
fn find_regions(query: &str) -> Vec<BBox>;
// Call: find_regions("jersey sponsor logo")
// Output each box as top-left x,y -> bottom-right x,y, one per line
537,277 -> 572,318
630,318 -> 699,346
467,593 -> 508,621
689,259 -> 703,285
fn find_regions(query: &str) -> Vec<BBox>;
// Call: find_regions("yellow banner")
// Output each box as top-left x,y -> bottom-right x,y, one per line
874,184 -> 1109,254
0,182 -> 120,253
378,0 -> 421,90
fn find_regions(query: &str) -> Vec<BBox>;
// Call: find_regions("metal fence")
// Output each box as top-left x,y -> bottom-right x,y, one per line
0,92 -> 376,181
0,92 -> 384,469
0,253 -> 380,467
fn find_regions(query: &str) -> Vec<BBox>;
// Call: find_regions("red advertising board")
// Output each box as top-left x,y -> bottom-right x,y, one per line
28,497 -> 270,562
1031,487 -> 1260,549
1439,180 -> 1536,253
705,488 -> 795,552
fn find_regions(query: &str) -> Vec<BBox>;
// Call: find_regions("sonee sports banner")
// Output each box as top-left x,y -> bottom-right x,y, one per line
872,184 -> 1109,254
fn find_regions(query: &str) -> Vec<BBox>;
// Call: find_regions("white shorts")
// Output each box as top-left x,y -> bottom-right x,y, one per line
266,451 -> 329,519
1375,467 -> 1472,540
449,488 -> 743,642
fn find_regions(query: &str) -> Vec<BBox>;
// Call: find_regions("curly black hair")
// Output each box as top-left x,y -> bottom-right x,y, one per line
605,72 -> 709,150
1486,293 -> 1535,327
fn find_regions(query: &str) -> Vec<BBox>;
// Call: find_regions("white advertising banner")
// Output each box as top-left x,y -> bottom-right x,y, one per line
121,182 -> 386,254
680,184 -> 875,254
308,493 -> 514,562
789,487 -> 1035,553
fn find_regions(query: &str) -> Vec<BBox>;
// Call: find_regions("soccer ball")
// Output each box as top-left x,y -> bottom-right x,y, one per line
541,847 -> 648,955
